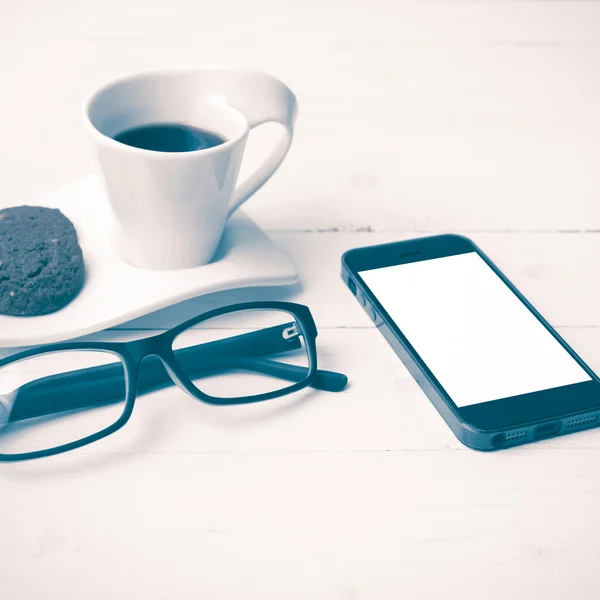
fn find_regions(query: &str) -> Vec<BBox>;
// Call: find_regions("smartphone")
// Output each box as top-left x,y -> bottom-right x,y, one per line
342,234 -> 600,450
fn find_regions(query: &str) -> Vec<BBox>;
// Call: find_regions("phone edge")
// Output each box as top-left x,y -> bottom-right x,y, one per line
341,235 -> 600,451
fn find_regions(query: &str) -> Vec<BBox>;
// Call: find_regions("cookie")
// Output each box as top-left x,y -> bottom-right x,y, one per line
0,206 -> 85,316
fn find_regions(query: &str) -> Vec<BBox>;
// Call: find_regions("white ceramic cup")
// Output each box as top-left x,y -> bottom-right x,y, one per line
84,66 -> 297,269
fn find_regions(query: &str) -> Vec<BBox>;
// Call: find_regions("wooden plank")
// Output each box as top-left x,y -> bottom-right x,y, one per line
119,231 -> 600,329
37,325 -> 599,452
0,2 -> 599,231
4,1 -> 600,43
1,4 -> 599,599
2,330 -> 600,598
2,447 -> 600,599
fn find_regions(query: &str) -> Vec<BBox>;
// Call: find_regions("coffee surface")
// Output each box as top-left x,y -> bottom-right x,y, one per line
114,123 -> 226,152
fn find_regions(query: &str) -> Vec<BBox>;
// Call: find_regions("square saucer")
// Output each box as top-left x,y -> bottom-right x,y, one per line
0,175 -> 298,348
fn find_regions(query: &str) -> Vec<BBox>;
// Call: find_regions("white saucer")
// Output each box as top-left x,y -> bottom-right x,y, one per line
0,175 -> 298,348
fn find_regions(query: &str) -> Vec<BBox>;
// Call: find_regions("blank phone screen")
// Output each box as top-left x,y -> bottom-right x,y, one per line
359,252 -> 590,407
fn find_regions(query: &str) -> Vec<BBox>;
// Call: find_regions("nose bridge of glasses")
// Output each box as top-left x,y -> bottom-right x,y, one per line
135,351 -> 179,389
124,331 -> 171,362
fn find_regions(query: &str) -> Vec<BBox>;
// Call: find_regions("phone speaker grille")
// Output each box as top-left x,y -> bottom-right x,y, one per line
565,415 -> 598,429
505,430 -> 527,442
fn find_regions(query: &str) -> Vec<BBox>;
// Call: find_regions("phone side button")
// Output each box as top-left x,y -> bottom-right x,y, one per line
356,292 -> 366,307
367,305 -> 380,324
348,278 -> 357,295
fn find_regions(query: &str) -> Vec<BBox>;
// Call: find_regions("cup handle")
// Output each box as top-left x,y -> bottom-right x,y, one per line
225,71 -> 298,217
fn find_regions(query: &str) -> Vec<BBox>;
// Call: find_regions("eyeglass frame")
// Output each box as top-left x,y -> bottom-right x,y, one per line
0,301 -> 336,462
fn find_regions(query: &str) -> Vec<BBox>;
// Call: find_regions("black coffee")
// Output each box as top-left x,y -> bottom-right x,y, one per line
113,123 -> 226,152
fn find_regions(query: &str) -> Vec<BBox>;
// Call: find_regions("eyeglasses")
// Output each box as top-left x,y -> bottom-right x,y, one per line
0,302 -> 347,461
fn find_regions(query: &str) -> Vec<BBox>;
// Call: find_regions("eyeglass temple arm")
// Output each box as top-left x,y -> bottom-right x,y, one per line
202,356 -> 347,404
172,328 -> 346,393
6,323 -> 347,423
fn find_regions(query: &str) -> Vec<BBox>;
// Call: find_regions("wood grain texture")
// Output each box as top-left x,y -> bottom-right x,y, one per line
119,231 -> 600,329
2,447 -> 600,600
1,2 -> 600,599
0,1 -> 599,230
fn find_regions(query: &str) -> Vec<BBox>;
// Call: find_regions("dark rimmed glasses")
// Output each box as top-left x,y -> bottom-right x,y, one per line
0,302 -> 347,461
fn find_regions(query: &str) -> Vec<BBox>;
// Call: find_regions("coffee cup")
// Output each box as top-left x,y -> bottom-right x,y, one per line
84,66 -> 297,269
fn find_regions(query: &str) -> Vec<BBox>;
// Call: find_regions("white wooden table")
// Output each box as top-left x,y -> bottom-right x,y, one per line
2,1 -> 600,598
